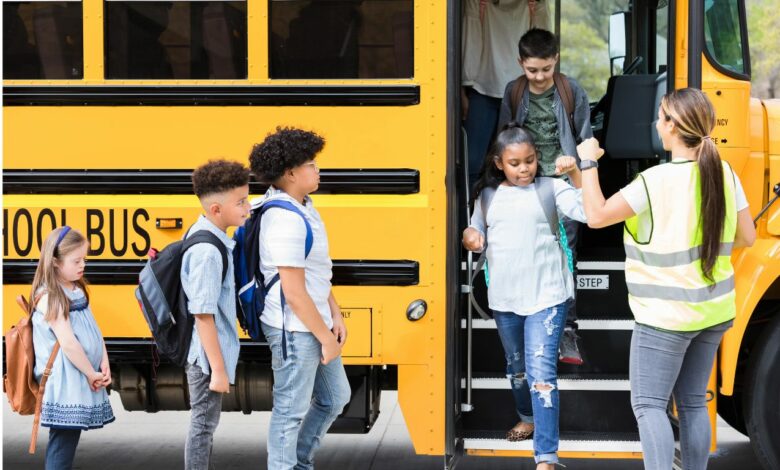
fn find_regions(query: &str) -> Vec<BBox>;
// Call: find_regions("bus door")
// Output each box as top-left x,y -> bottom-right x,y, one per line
451,0 -> 676,462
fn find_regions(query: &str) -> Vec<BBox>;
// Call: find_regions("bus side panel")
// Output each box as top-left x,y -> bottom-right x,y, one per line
720,240 -> 780,395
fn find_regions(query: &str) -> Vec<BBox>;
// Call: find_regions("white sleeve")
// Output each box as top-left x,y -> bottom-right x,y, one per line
469,193 -> 486,236
553,179 -> 587,223
733,172 -> 749,212
260,208 -> 308,268
619,175 -> 650,215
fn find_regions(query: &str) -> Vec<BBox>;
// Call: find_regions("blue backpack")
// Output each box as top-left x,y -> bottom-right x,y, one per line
233,199 -> 313,352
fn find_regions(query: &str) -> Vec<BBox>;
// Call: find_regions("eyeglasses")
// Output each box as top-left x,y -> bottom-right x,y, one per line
302,161 -> 320,172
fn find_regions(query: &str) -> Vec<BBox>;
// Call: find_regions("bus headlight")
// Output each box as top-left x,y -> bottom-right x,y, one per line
406,299 -> 427,321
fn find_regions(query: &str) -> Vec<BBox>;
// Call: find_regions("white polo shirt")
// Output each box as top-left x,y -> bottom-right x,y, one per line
255,187 -> 334,332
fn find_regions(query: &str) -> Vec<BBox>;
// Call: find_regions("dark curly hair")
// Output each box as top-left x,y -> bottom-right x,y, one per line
249,127 -> 325,183
192,159 -> 250,198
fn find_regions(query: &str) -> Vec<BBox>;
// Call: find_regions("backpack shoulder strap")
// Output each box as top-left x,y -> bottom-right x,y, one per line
535,177 -> 560,240
479,186 -> 497,226
554,73 -> 577,137
510,75 -> 528,120
182,231 -> 229,282
261,200 -> 314,258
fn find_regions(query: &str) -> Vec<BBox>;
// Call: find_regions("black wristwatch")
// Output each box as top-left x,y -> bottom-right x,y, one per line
580,159 -> 599,171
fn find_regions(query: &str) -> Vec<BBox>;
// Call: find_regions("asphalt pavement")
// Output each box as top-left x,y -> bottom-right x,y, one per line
2,391 -> 762,469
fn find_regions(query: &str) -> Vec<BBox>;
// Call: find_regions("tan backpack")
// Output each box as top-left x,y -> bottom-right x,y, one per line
3,294 -> 60,453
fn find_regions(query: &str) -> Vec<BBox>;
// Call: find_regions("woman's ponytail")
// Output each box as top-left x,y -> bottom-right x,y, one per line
697,136 -> 725,283
662,89 -> 724,284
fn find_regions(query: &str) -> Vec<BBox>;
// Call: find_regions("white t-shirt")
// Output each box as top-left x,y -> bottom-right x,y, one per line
256,189 -> 333,332
469,179 -> 587,315
462,0 -> 551,98
620,160 -> 749,214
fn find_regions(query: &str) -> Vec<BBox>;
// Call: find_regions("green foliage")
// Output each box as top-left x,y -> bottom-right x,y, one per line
558,0 -> 629,100
747,0 -> 780,98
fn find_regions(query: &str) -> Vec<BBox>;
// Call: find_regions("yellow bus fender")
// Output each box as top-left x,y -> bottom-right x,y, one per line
720,238 -> 780,396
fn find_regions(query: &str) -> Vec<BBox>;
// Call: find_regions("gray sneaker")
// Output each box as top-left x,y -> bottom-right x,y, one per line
559,328 -> 583,365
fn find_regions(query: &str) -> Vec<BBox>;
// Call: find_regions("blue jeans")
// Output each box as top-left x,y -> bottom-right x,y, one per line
464,88 -> 502,187
45,428 -> 81,470
262,322 -> 352,470
493,301 -> 568,464
630,321 -> 732,470
185,363 -> 223,470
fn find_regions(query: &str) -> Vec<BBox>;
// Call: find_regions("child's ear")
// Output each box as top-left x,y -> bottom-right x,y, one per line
208,201 -> 221,217
493,156 -> 503,170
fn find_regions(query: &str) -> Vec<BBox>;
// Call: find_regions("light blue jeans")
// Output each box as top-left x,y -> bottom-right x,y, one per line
493,301 -> 568,465
262,322 -> 352,470
630,320 -> 733,470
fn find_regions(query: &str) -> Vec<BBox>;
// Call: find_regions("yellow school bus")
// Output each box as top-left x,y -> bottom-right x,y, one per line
3,0 -> 778,468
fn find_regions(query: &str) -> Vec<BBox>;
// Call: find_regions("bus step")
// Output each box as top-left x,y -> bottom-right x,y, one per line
462,430 -> 642,454
462,373 -> 629,391
461,318 -> 635,330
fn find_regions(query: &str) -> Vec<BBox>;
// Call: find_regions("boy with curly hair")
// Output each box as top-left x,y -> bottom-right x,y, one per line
249,127 -> 351,470
184,159 -> 250,469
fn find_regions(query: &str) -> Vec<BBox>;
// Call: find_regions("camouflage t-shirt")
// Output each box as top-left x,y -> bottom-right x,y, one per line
525,86 -> 563,177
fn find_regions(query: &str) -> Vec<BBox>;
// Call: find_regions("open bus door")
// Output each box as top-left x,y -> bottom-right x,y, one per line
448,0 -> 679,465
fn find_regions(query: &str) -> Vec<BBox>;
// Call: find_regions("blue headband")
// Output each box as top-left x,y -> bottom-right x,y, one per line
55,226 -> 72,247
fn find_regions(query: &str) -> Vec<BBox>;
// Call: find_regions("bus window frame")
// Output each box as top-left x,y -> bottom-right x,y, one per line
701,0 -> 751,81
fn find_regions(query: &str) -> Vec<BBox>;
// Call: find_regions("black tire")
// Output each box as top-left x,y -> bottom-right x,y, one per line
718,391 -> 748,436
743,313 -> 780,470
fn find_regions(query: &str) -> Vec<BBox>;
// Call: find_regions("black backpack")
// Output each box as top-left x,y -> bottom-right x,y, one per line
135,230 -> 228,366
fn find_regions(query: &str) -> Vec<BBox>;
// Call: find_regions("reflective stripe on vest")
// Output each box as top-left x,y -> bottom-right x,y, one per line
623,161 -> 738,331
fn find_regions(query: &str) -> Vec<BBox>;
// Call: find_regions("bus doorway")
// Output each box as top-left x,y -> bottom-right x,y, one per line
449,0 -> 676,463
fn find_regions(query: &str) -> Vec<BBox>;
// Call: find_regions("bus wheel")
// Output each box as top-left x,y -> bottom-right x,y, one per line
744,311 -> 780,469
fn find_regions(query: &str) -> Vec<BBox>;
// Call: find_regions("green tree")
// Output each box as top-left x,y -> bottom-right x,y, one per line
747,0 -> 780,98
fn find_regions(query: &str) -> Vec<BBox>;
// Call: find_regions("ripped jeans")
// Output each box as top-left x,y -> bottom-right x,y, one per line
493,301 -> 568,465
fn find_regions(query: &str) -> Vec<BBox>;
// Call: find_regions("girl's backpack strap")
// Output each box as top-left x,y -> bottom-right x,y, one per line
535,177 -> 560,240
479,186 -> 497,228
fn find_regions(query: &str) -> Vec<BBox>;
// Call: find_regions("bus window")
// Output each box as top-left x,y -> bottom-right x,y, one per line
556,0 -> 630,100
105,0 -> 247,79
270,0 -> 414,79
655,0 -> 668,73
2,1 -> 83,79
704,0 -> 746,75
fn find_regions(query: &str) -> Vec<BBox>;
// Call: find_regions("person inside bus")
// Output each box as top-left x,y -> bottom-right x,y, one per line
577,88 -> 756,470
497,27 -> 592,366
463,123 -> 585,469
462,0 -> 550,186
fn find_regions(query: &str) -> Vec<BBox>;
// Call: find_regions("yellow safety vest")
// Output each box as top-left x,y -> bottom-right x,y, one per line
623,160 -> 738,331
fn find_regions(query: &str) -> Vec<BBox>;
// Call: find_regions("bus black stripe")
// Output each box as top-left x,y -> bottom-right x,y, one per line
3,259 -> 419,286
2,169 -> 420,195
3,85 -> 420,107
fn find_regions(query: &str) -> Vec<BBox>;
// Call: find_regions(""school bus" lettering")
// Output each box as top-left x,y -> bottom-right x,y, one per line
3,208 -> 151,258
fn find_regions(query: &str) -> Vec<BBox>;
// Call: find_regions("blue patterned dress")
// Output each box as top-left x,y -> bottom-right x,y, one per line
32,285 -> 115,430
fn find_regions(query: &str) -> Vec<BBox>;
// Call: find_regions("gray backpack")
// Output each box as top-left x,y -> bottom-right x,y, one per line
468,177 -> 570,320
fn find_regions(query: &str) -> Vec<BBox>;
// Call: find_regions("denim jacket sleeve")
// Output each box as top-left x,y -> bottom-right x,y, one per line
558,76 -> 593,161
497,80 -> 515,133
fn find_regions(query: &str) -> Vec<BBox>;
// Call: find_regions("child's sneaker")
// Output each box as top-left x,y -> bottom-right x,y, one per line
559,328 -> 583,365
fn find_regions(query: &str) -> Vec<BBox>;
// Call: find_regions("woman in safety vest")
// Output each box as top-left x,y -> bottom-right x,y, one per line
576,87 -> 756,470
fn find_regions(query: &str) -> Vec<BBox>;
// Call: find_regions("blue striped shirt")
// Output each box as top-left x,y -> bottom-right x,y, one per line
180,215 -> 240,384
